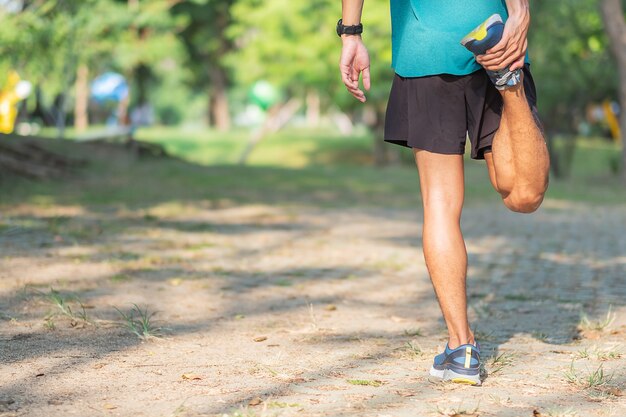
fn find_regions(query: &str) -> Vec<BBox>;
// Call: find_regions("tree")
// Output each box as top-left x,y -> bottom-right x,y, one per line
600,0 -> 626,181
171,0 -> 235,131
228,0 -> 396,164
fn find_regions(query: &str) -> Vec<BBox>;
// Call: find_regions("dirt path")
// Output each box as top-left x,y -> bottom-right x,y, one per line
1,201 -> 625,417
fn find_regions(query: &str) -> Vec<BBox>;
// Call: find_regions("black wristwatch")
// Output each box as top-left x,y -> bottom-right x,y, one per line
336,19 -> 363,37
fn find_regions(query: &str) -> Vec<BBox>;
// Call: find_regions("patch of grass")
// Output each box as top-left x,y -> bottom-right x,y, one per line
564,362 -> 613,389
110,273 -> 132,283
370,258 -> 407,272
44,318 -> 56,330
113,252 -> 142,261
434,402 -> 480,417
575,345 -> 622,361
114,304 -> 162,340
346,379 -> 384,387
404,328 -> 423,337
265,401 -> 301,409
184,242 -> 215,251
503,293 -> 536,302
473,329 -> 497,343
40,288 -> 90,324
488,352 -> 516,375
531,331 -> 549,342
578,307 -> 616,332
2,134 -> 625,217
273,279 -> 292,287
404,341 -> 423,358
574,347 -> 591,360
595,347 -> 622,361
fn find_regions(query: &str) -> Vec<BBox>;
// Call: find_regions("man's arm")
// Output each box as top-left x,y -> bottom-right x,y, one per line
340,0 -> 370,102
476,0 -> 530,71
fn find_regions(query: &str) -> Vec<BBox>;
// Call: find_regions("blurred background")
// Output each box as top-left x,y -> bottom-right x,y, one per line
0,0 -> 625,202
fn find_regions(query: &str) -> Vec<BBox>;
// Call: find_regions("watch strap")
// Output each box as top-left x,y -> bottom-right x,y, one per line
337,19 -> 363,37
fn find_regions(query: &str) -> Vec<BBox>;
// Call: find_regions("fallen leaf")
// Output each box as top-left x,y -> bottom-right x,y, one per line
181,373 -> 202,380
533,410 -> 543,417
103,404 -> 117,410
324,304 -> 337,311
92,363 -> 106,369
253,336 -> 267,342
35,373 -> 44,377
248,397 -> 263,406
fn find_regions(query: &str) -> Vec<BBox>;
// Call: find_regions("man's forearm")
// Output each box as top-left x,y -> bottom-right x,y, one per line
342,0 -> 364,26
505,0 -> 529,18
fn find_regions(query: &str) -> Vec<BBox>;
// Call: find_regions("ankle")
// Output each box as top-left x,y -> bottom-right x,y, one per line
448,334 -> 476,349
500,83 -> 525,98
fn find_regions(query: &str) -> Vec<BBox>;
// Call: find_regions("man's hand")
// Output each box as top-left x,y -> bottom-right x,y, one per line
340,35 -> 371,102
476,8 -> 530,71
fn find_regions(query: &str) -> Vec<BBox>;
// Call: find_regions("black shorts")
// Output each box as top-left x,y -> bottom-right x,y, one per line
383,65 -> 539,160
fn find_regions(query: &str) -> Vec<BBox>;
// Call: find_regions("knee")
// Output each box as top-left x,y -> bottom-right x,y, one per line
504,188 -> 545,213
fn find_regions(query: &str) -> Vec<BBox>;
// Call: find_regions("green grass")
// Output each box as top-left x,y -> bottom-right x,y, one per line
346,379 -> 384,387
1,128 -> 624,212
115,304 -> 162,340
39,288 -> 90,324
488,352 -> 516,375
404,340 -> 423,358
578,307 -> 616,332
564,362 -> 613,389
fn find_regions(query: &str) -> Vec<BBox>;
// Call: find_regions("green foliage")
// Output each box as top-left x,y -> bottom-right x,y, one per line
0,0 -> 623,134
530,0 -> 616,131
227,0 -> 393,110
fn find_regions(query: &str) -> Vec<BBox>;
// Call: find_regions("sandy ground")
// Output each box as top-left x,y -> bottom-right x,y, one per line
1,200 -> 625,417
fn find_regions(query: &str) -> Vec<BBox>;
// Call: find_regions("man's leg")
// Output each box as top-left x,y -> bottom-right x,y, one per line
414,149 -> 475,349
485,78 -> 550,213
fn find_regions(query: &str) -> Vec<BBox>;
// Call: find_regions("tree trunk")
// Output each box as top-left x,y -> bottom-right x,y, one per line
209,67 -> 230,131
363,105 -> 388,166
600,0 -> 626,182
54,93 -> 67,139
306,89 -> 320,127
238,98 -> 302,165
74,64 -> 89,133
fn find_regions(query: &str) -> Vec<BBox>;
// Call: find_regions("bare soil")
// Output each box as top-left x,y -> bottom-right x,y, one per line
1,199 -> 625,417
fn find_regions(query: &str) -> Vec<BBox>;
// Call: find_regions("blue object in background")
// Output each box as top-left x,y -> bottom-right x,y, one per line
91,72 -> 129,103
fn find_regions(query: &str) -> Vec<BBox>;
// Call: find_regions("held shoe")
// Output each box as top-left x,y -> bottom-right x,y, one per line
460,14 -> 522,90
429,342 -> 482,386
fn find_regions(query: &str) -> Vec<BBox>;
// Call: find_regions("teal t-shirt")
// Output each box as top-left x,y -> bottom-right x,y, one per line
390,0 -> 510,77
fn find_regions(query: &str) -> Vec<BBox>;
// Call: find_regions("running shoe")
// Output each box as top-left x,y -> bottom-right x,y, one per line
429,342 -> 482,385
460,14 -> 522,90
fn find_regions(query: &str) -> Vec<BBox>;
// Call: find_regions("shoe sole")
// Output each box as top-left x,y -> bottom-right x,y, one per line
429,366 -> 481,386
460,14 -> 503,46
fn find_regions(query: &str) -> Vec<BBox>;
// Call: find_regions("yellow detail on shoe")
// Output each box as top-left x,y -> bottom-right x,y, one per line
451,378 -> 478,386
467,21 -> 488,41
464,347 -> 472,368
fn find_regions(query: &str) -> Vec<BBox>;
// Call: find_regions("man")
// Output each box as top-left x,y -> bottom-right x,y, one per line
338,0 -> 550,385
